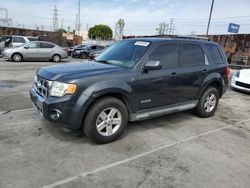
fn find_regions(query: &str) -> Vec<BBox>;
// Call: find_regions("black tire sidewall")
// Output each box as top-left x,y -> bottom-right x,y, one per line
195,87 -> 219,118
84,97 -> 128,144
80,53 -> 87,59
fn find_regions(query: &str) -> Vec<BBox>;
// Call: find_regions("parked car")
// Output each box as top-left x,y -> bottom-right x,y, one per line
30,37 -> 229,144
11,35 -> 39,47
0,35 -> 12,55
68,44 -> 86,56
231,69 -> 250,93
88,50 -> 103,60
72,44 -> 105,59
2,41 -> 68,62
88,44 -> 113,60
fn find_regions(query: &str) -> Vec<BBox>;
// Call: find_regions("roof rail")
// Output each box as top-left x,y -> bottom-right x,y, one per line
175,35 -> 210,41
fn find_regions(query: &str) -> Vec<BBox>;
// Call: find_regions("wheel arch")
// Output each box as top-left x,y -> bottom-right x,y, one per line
78,82 -> 137,130
199,76 -> 224,99
11,52 -> 23,60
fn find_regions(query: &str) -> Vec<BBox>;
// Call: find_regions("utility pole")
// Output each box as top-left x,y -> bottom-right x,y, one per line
78,0 -> 81,35
169,18 -> 174,35
206,0 -> 214,36
61,18 -> 64,29
53,5 -> 59,31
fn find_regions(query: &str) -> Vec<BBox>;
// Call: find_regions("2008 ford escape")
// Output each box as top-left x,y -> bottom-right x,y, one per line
30,37 -> 229,144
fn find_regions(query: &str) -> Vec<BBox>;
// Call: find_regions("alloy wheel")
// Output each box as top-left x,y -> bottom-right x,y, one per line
96,107 -> 122,136
204,93 -> 216,113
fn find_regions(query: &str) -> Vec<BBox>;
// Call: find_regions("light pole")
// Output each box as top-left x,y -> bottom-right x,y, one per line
206,0 -> 214,36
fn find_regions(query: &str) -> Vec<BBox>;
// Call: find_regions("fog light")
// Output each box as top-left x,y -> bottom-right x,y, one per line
50,109 -> 62,120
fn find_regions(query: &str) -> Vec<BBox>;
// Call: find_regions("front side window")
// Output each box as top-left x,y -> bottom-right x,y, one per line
27,42 -> 39,48
95,40 -> 150,67
182,44 -> 205,66
148,44 -> 179,68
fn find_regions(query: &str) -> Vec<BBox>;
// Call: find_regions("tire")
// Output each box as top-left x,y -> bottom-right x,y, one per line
80,53 -> 88,59
12,53 -> 23,62
84,97 -> 128,144
52,54 -> 61,62
194,87 -> 219,118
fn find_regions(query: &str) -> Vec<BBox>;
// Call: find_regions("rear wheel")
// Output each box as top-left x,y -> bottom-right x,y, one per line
52,54 -> 61,62
80,53 -> 88,59
194,87 -> 219,118
12,53 -> 23,62
84,97 -> 128,144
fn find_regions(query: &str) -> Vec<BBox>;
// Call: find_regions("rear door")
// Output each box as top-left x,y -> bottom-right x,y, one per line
137,42 -> 183,110
180,42 -> 210,101
39,42 -> 55,59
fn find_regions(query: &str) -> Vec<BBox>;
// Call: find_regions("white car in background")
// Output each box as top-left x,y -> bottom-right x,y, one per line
231,69 -> 250,93
11,35 -> 39,47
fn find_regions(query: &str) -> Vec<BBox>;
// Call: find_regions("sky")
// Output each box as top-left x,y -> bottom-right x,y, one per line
1,0 -> 250,36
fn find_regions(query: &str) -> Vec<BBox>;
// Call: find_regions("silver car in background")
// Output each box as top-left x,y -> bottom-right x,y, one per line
2,41 -> 68,62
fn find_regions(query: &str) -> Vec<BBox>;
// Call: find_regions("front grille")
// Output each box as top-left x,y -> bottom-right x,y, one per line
236,81 -> 250,89
34,75 -> 51,97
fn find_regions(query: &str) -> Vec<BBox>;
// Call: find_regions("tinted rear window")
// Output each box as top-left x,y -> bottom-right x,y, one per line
205,44 -> 224,64
182,44 -> 205,66
149,44 -> 179,68
28,37 -> 39,42
40,43 -> 55,48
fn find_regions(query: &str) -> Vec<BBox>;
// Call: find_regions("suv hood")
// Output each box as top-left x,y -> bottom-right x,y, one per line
38,61 -> 126,82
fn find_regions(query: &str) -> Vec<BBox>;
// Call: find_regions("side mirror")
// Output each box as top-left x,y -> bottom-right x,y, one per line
143,60 -> 161,71
24,46 -> 29,49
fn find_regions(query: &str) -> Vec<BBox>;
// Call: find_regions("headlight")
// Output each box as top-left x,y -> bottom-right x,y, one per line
50,81 -> 77,97
234,70 -> 240,78
75,50 -> 81,54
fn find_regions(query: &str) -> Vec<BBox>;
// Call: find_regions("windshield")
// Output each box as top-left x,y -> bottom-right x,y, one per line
95,40 -> 150,67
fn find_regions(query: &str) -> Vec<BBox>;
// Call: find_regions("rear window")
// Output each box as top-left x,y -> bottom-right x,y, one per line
182,44 -> 205,66
40,43 -> 55,48
28,37 -> 39,42
13,37 -> 26,43
205,44 -> 224,64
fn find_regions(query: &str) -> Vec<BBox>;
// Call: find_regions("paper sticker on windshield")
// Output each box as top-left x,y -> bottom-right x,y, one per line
134,41 -> 150,47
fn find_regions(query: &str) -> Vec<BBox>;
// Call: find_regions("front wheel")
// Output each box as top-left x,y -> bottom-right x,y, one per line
194,87 -> 219,118
12,53 -> 23,62
84,97 -> 128,144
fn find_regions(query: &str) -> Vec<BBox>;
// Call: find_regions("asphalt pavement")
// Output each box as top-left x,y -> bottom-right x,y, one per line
0,58 -> 250,188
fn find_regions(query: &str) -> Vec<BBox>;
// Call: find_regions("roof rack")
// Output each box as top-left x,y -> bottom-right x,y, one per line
175,35 -> 210,41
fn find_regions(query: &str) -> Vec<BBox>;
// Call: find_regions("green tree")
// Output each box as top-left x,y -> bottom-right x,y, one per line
55,28 -> 67,33
88,24 -> 113,40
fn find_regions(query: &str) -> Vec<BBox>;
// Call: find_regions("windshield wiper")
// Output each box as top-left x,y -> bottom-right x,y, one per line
95,60 -> 112,65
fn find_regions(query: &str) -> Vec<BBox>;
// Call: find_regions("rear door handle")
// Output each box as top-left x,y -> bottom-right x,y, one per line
202,69 -> 209,73
170,72 -> 177,76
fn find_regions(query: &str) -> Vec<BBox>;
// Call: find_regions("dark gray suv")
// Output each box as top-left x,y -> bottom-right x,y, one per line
30,37 -> 229,144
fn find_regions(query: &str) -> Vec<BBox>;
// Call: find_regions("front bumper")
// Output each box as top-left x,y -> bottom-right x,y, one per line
2,51 -> 12,60
29,87 -> 90,129
231,76 -> 250,93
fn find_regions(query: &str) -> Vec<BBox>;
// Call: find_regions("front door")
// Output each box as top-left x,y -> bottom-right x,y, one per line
22,42 -> 40,59
137,43 -> 183,111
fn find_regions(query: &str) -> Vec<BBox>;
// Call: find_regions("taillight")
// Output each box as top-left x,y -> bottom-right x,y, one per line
226,67 -> 230,79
